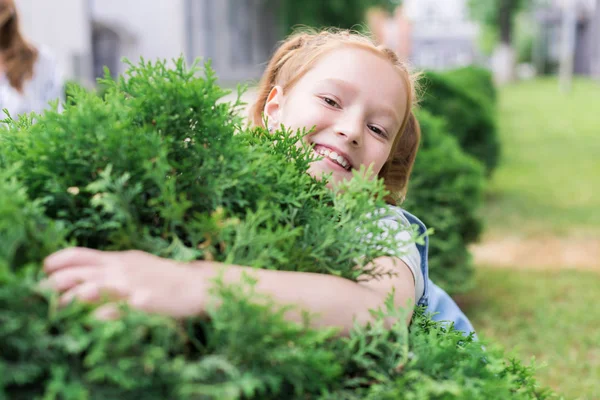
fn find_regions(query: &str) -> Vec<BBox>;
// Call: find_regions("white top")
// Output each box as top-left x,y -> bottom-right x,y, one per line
377,206 -> 425,302
0,46 -> 63,119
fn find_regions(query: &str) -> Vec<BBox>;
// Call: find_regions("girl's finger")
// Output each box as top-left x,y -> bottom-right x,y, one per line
59,279 -> 129,306
41,266 -> 102,292
59,281 -> 103,306
93,303 -> 122,321
129,290 -> 154,313
44,247 -> 109,273
59,277 -> 130,307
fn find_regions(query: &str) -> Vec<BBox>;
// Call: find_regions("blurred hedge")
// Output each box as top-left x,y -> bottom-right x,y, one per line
274,0 -> 397,35
419,69 -> 499,175
404,110 -> 486,294
443,66 -> 497,104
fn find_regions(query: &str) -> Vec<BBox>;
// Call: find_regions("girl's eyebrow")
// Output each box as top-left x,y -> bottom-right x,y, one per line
315,78 -> 358,95
376,107 -> 401,126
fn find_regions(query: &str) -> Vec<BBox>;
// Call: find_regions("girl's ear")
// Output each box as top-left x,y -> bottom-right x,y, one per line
263,85 -> 283,127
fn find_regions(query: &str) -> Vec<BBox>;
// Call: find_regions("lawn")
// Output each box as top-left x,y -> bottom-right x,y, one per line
463,78 -> 600,400
483,78 -> 600,238
461,268 -> 600,400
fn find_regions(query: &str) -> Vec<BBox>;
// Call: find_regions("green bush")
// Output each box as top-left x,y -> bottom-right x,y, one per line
404,110 -> 486,294
64,79 -> 111,107
419,70 -> 500,175
443,66 -> 497,104
0,58 -> 550,399
274,0 -> 390,35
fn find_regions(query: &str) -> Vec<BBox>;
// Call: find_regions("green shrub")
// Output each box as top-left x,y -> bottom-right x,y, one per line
63,79 -> 111,107
443,66 -> 497,104
419,70 -> 500,175
0,58 -> 550,399
404,110 -> 486,294
275,0 -> 386,35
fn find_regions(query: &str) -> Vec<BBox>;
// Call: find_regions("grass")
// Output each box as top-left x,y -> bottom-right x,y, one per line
461,268 -> 600,400
484,78 -> 600,238
463,78 -> 600,399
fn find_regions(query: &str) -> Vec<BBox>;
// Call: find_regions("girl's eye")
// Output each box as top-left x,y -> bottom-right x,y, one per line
368,125 -> 387,137
322,97 -> 340,108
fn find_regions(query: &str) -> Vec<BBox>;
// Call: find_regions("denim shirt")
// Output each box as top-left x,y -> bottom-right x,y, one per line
401,210 -> 476,336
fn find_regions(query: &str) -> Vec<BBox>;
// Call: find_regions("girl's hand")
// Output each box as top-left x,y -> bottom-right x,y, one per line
41,248 -> 207,320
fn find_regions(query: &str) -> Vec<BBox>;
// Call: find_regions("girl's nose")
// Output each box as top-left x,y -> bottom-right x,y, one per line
337,131 -> 361,147
336,120 -> 363,147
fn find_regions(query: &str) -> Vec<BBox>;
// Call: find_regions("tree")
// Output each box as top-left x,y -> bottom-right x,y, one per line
469,0 -> 527,45
468,0 -> 531,83
274,0 -> 403,36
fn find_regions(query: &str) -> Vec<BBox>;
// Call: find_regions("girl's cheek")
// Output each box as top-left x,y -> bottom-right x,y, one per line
304,108 -> 330,133
283,101 -> 330,137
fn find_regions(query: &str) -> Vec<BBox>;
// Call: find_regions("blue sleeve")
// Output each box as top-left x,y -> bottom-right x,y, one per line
427,279 -> 476,336
401,210 -> 476,336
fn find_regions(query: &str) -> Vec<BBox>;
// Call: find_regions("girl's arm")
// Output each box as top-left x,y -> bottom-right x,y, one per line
42,248 -> 416,335
200,256 -> 416,334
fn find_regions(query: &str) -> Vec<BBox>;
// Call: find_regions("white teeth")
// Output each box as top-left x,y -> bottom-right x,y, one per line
315,146 -> 351,170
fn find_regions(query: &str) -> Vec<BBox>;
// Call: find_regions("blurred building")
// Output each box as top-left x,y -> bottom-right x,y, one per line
594,0 -> 600,79
534,0 -> 599,76
17,0 -> 92,84
16,0 -> 278,86
403,0 -> 481,70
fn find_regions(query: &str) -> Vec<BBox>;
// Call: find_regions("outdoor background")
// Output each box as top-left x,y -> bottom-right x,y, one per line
16,0 -> 600,399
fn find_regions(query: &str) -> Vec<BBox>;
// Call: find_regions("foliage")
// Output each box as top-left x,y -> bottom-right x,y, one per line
443,66 -> 497,104
0,57 -> 550,398
468,0 -> 527,30
514,14 -> 535,64
419,70 -> 500,175
467,0 -> 532,45
274,0 -> 403,36
484,78 -> 600,237
363,0 -> 404,15
403,110 -> 486,294
64,79 -> 112,107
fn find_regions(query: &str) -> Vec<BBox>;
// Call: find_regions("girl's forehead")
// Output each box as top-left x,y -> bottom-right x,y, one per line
293,46 -> 407,106
302,46 -> 404,88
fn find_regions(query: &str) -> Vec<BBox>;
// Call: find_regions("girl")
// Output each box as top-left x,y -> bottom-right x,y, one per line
42,29 -> 474,335
0,0 -> 63,118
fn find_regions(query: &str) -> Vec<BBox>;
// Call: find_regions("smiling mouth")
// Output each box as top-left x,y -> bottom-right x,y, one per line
313,144 -> 352,171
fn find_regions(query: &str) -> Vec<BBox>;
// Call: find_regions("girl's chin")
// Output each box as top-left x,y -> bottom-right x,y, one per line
308,165 -> 350,189
308,162 -> 380,192
309,159 -> 351,175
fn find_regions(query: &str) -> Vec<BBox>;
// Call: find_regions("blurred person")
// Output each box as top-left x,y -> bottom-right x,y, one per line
365,7 -> 389,45
392,5 -> 413,62
366,6 -> 413,62
0,0 -> 63,119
